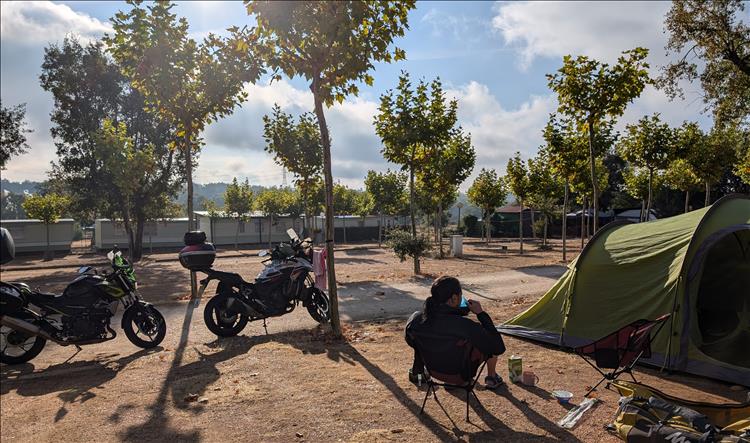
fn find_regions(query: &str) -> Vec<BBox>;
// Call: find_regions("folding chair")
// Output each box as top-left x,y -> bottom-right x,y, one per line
574,313 -> 671,397
413,337 -> 487,422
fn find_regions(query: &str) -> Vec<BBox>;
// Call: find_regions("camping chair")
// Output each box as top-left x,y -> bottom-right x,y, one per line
574,313 -> 671,397
410,334 -> 487,422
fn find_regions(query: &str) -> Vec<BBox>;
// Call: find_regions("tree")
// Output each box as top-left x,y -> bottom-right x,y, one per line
659,0 -> 750,126
22,193 -> 69,260
736,141 -> 750,185
623,166 -> 661,221
224,178 -> 254,250
364,170 -> 407,247
246,0 -> 415,337
618,114 -> 675,222
664,159 -> 702,213
467,169 -> 507,244
571,156 -> 609,240
506,152 -> 531,254
40,37 -> 183,262
548,48 -> 650,233
376,73 -> 457,271
544,114 -> 586,261
684,124 -> 737,206
0,101 -> 33,169
202,199 -> 223,243
107,1 -> 263,230
527,148 -> 563,247
262,104 -> 323,232
417,131 -> 475,258
254,188 -> 289,248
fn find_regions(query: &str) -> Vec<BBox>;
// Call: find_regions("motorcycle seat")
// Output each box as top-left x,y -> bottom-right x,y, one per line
204,269 -> 249,286
32,291 -> 63,300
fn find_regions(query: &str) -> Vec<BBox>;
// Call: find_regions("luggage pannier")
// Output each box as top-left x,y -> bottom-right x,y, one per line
179,243 -> 216,270
184,231 -> 207,246
0,227 -> 15,265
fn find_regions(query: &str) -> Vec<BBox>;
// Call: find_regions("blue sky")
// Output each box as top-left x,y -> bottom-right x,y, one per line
1,1 -> 714,190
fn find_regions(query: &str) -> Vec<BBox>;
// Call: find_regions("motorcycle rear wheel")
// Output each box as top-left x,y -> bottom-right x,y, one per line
204,295 -> 248,337
0,325 -> 46,364
122,304 -> 166,349
307,288 -> 330,324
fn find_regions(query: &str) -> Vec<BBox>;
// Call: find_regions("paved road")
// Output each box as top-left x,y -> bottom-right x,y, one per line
0,266 -> 565,377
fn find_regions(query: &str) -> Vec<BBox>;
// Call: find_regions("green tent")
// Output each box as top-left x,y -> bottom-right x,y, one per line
500,194 -> 750,385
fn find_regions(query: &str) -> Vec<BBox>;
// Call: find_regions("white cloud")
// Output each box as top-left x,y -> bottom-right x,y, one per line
492,1 -> 669,70
0,1 -> 111,44
446,82 -> 556,187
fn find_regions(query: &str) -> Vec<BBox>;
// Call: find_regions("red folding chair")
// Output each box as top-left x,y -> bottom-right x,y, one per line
574,314 -> 671,397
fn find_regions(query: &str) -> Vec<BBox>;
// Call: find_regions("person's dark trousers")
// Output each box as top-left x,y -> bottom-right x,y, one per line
412,349 -> 425,374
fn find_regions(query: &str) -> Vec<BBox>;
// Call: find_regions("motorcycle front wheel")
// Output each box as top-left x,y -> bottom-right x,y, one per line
0,324 -> 46,364
307,287 -> 330,324
204,295 -> 248,337
122,303 -> 166,348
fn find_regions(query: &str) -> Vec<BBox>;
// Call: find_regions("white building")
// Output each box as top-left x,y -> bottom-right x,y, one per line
0,219 -> 75,253
194,211 -> 304,246
94,218 -> 190,250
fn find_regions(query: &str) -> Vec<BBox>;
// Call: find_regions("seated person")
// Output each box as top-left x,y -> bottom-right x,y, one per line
405,276 -> 506,389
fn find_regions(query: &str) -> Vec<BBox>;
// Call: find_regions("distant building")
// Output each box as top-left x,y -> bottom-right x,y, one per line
614,208 -> 658,223
194,211 -> 304,246
0,219 -> 74,253
94,218 -> 190,250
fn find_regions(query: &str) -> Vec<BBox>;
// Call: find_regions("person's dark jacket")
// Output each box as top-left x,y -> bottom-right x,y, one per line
405,304 -> 505,378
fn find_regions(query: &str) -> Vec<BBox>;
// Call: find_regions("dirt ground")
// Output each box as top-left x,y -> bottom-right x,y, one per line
2,238 -> 747,442
1,238 -> 579,304
1,295 -> 746,443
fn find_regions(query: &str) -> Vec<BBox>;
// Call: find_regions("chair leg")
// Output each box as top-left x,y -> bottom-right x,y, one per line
420,384 -> 432,415
466,389 -> 470,421
629,370 -> 638,383
585,376 -> 607,397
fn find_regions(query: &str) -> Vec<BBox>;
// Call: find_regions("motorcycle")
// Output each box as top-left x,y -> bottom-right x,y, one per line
182,228 -> 330,337
0,228 -> 167,364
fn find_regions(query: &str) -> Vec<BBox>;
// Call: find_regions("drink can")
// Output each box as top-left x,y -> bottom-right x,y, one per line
508,355 -> 523,383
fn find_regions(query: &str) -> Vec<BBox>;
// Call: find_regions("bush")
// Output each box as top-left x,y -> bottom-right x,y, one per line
532,219 -> 546,238
386,229 -> 432,263
462,215 -> 479,237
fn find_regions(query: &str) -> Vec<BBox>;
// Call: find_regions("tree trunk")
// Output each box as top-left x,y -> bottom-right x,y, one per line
312,84 -> 341,337
438,203 -> 444,259
562,179 -> 568,262
342,216 -> 347,244
378,212 -> 382,248
684,190 -> 689,213
268,215 -> 272,248
235,219 -> 240,250
530,208 -> 536,239
185,129 -> 194,231
646,168 -> 653,223
586,118 -> 599,234
132,216 -> 145,262
45,223 -> 51,260
518,199 -> 524,254
408,156 -> 419,274
704,181 -> 710,207
586,199 -> 591,239
580,197 -> 586,250
543,215 -> 548,246
640,199 -> 646,222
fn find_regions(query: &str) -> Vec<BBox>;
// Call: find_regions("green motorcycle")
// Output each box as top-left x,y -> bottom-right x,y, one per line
0,245 -> 166,364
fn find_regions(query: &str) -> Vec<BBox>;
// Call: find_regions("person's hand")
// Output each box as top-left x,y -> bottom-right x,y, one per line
468,299 -> 483,315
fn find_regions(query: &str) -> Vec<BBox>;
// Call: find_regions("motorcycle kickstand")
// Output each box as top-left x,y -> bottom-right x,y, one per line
262,319 -> 268,335
63,345 -> 83,364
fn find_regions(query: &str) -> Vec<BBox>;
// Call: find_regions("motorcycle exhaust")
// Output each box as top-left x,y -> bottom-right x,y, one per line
0,315 -> 66,345
225,297 -> 263,318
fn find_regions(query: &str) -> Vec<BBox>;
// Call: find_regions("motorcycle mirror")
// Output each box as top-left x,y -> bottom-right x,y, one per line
107,251 -> 115,262
258,250 -> 268,257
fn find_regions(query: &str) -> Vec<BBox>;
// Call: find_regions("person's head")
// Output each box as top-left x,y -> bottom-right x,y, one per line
422,276 -> 462,322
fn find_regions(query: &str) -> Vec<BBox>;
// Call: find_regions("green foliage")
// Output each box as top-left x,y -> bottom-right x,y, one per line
623,166 -> 661,202
506,152 -> 531,204
618,114 -> 675,173
246,1 -> 414,106
224,178 -> 254,221
687,125 -> 737,187
354,192 -> 375,218
659,0 -> 750,126
262,104 -> 323,218
203,199 -> 224,219
333,183 -> 360,215
386,229 -> 432,263
0,101 -> 32,169
106,1 -> 263,226
467,169 -> 506,241
22,193 -> 69,224
570,157 -> 610,204
543,114 -> 586,181
736,142 -> 750,185
663,159 -> 701,193
364,169 -> 408,215
254,187 -> 294,218
417,131 -> 476,216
